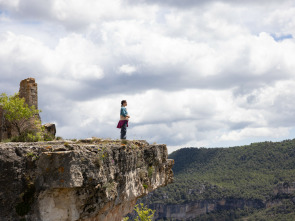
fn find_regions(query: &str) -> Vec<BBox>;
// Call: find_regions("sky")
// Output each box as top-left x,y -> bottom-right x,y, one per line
1,0 -> 295,153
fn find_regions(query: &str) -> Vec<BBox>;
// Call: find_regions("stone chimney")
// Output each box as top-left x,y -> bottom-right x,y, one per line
19,78 -> 38,109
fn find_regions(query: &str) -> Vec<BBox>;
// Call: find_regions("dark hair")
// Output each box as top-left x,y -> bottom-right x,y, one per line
121,100 -> 127,105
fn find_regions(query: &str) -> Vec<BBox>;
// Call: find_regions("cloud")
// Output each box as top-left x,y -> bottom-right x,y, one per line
130,0 -> 293,8
220,127 -> 290,141
0,31 -> 104,81
1,0 -> 295,152
0,0 -> 159,31
118,64 -> 137,75
0,0 -> 19,9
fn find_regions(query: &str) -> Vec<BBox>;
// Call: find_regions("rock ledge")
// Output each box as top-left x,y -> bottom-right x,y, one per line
0,139 -> 174,221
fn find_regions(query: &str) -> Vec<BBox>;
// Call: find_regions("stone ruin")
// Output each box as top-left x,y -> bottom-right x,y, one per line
19,77 -> 39,109
0,78 -> 56,141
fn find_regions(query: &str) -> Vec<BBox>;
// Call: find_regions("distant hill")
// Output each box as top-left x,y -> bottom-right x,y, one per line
139,139 -> 295,220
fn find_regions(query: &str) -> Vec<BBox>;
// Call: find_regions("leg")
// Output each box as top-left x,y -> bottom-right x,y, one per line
120,121 -> 127,139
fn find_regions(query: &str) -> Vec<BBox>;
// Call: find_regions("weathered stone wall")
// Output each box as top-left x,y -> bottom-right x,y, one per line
0,139 -> 174,221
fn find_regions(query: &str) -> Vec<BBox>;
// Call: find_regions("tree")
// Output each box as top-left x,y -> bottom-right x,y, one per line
0,93 -> 41,136
123,203 -> 155,221
134,203 -> 155,221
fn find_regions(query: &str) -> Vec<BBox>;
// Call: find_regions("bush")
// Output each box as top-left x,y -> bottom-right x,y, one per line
134,203 -> 155,221
11,131 -> 42,142
124,203 -> 155,221
43,133 -> 55,141
0,93 -> 41,136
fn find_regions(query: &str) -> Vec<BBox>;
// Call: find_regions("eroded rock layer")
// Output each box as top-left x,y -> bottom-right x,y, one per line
0,139 -> 174,221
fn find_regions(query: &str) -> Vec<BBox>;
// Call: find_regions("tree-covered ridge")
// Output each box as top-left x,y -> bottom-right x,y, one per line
193,198 -> 295,221
143,139 -> 295,212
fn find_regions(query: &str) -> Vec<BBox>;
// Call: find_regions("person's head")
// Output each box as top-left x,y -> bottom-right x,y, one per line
121,100 -> 127,106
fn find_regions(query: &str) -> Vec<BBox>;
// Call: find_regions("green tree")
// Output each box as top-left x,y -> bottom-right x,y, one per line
134,203 -> 155,221
0,93 -> 41,136
123,203 -> 155,221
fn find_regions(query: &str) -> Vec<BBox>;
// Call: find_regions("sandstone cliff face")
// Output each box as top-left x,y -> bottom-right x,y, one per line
0,139 -> 174,221
147,199 -> 264,220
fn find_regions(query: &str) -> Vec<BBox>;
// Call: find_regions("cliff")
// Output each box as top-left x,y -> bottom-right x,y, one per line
0,139 -> 174,221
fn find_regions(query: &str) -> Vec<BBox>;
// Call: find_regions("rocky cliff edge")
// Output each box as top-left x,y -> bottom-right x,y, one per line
0,139 -> 174,221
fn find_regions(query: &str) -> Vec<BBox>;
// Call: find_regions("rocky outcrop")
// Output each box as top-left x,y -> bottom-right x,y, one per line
43,123 -> 56,137
274,182 -> 295,195
0,139 -> 174,221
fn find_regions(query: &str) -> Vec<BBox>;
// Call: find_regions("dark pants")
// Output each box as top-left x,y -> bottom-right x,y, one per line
120,121 -> 127,139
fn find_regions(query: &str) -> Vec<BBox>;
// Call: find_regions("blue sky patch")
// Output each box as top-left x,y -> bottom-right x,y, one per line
272,34 -> 293,41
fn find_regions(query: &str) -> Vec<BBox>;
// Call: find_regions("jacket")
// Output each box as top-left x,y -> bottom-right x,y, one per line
120,106 -> 129,121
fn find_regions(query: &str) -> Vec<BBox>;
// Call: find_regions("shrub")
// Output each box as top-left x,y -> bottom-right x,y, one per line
43,133 -> 54,141
64,142 -> 70,147
11,131 -> 42,142
148,166 -> 154,179
123,203 -> 155,221
0,93 -> 41,136
134,203 -> 155,221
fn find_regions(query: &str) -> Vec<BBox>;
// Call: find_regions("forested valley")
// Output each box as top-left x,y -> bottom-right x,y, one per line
139,139 -> 295,220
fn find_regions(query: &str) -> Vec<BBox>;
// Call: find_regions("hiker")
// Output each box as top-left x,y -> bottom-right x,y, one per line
117,100 -> 130,139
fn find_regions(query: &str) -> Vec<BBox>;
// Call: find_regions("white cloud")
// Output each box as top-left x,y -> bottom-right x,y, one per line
1,0 -> 159,31
1,0 -> 295,151
264,7 -> 295,36
0,0 -> 19,8
118,64 -> 137,75
0,32 -> 104,81
220,127 -> 290,141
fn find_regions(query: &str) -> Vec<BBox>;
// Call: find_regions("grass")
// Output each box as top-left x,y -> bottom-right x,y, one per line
148,166 -> 154,179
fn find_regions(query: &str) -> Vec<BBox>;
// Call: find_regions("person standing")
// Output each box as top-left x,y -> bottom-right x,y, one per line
117,100 -> 130,139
